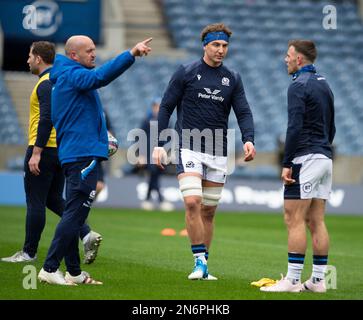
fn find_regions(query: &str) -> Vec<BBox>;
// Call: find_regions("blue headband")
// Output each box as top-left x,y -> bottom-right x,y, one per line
203,31 -> 229,46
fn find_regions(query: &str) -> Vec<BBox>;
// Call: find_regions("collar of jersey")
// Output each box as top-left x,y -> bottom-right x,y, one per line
292,64 -> 316,80
38,67 -> 51,78
201,57 -> 223,69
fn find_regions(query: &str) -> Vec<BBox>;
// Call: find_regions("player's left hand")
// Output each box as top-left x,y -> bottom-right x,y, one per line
243,141 -> 256,162
130,38 -> 152,57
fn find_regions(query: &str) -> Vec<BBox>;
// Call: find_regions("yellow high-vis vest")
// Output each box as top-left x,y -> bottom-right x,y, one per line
28,72 -> 57,147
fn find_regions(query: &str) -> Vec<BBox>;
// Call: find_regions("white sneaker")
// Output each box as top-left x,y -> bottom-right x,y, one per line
159,201 -> 174,212
188,258 -> 208,280
1,251 -> 36,263
65,271 -> 103,285
141,200 -> 154,211
38,268 -> 75,285
84,231 -> 102,264
202,273 -> 218,281
260,274 -> 302,292
301,278 -> 326,293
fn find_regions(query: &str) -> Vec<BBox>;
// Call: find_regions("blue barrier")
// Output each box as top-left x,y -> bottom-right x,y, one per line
0,171 -> 362,215
0,172 -> 25,206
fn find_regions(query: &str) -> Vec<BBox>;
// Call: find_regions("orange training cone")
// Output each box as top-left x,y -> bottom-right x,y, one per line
161,228 -> 176,236
179,228 -> 188,237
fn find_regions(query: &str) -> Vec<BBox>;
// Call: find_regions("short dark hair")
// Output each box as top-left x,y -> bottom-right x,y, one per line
200,23 -> 232,42
288,40 -> 317,63
30,41 -> 55,64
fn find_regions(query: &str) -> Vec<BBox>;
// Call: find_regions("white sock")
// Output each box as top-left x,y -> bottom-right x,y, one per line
82,232 -> 91,244
193,253 -> 207,264
286,263 -> 304,283
312,264 -> 327,280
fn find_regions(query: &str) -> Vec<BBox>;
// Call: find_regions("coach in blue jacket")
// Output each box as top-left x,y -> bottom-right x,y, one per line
38,35 -> 152,285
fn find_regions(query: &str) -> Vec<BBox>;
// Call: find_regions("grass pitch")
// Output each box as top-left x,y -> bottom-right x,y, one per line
0,206 -> 362,300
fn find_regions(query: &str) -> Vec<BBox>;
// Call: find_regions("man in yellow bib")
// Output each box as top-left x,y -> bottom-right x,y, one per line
2,41 -> 101,264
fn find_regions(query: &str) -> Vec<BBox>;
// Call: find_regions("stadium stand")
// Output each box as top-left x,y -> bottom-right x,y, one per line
0,0 -> 361,181
100,0 -> 363,157
0,71 -> 24,145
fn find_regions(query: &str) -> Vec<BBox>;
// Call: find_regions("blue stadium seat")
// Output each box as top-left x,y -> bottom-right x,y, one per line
98,0 -> 363,156
0,72 -> 25,145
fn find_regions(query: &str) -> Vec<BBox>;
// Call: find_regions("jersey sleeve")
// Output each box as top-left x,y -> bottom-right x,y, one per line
157,65 -> 185,146
69,51 -> 135,91
283,81 -> 306,167
329,93 -> 336,144
35,79 -> 53,147
231,73 -> 255,144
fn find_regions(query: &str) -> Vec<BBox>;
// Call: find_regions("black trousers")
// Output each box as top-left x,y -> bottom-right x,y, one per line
23,146 -> 90,257
146,164 -> 163,202
43,158 -> 99,275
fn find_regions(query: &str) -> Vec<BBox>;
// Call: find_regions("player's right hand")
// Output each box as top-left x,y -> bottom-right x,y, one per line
28,154 -> 41,176
281,167 -> 296,185
152,147 -> 167,170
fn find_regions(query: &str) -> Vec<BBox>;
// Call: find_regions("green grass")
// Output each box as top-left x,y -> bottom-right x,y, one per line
0,206 -> 362,300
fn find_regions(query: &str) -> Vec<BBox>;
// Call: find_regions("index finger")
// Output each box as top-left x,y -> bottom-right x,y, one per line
283,176 -> 295,183
142,37 -> 153,45
284,180 -> 295,186
245,147 -> 254,157
156,158 -> 164,170
157,154 -> 165,170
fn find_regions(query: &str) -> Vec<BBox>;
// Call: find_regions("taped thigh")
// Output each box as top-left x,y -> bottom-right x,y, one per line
202,187 -> 223,206
179,176 -> 202,197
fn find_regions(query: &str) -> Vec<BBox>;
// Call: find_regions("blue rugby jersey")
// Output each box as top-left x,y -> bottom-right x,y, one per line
50,52 -> 135,164
157,58 -> 254,156
283,67 -> 336,167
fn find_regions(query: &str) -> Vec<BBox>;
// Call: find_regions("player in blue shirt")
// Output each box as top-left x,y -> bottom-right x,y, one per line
38,35 -> 152,285
261,40 -> 335,293
153,23 -> 256,280
1,42 -> 101,265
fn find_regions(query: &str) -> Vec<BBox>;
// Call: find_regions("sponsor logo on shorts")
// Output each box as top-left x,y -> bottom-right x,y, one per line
90,190 -> 96,199
185,161 -> 195,168
303,182 -> 312,193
